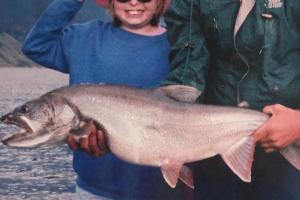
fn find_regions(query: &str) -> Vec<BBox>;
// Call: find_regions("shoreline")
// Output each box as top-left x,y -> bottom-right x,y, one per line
0,67 -> 74,200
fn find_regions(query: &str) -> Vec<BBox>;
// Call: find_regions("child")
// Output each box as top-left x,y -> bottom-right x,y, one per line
22,0 -> 188,199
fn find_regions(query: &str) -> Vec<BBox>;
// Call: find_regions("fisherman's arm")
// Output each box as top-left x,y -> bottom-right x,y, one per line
253,104 -> 300,152
21,0 -> 84,72
161,0 -> 210,101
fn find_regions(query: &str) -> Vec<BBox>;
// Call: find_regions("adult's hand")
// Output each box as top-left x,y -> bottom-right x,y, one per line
67,120 -> 109,157
253,104 -> 300,153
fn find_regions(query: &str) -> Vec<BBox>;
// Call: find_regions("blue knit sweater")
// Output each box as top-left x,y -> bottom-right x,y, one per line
22,0 -> 187,199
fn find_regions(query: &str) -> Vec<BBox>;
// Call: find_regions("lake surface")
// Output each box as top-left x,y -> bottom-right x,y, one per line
0,68 -> 76,200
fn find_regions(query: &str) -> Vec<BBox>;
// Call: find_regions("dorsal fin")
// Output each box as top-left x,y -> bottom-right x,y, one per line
156,85 -> 202,103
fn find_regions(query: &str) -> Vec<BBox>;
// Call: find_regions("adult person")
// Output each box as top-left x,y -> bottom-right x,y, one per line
21,0 -> 190,199
163,0 -> 300,199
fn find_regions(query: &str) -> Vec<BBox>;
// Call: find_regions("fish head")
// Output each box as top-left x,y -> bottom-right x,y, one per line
1,93 -> 81,148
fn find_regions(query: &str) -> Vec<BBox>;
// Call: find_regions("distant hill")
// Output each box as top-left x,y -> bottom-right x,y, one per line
0,0 -> 111,67
0,32 -> 37,67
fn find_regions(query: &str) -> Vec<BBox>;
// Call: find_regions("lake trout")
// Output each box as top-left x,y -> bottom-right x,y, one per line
1,84 -> 300,188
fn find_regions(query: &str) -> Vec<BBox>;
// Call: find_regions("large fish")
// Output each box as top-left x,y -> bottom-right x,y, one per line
1,84 -> 300,188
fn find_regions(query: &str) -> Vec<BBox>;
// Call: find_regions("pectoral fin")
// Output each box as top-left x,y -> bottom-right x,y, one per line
161,162 -> 194,189
221,136 -> 256,182
69,119 -> 93,142
157,85 -> 202,103
280,140 -> 300,170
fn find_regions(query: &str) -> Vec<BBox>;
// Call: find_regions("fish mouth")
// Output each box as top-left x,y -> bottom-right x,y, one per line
1,113 -> 34,146
1,113 -> 34,133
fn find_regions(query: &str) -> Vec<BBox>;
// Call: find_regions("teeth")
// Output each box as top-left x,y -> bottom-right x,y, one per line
127,10 -> 143,15
2,133 -> 14,141
2,130 -> 27,141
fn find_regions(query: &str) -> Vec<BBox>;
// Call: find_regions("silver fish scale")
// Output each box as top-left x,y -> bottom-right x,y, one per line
49,85 -> 269,166
6,83 -> 300,189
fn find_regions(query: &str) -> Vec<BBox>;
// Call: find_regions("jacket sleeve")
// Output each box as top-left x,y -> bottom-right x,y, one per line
21,0 -> 83,73
162,0 -> 210,93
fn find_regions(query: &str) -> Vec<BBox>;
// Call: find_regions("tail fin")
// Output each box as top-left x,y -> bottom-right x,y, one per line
280,140 -> 300,170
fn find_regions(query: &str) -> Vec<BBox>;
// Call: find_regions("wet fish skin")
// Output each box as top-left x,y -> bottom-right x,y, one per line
1,84 -> 300,188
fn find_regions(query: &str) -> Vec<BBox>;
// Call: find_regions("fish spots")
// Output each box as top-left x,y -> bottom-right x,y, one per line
145,124 -> 159,131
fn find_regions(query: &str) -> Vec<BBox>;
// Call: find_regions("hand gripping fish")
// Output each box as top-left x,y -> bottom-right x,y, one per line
1,84 -> 300,189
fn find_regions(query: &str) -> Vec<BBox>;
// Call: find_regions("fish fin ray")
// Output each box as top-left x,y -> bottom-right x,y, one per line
161,162 -> 195,189
280,140 -> 300,170
221,136 -> 256,182
156,85 -> 202,103
179,165 -> 194,189
69,119 -> 96,141
161,163 -> 181,188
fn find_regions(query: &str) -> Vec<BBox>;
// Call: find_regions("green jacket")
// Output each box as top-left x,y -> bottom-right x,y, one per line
164,0 -> 300,110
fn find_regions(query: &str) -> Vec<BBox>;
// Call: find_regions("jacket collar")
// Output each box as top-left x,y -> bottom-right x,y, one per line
234,0 -> 256,37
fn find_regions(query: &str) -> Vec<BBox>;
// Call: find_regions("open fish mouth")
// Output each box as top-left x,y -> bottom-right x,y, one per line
1,114 -> 33,133
1,114 -> 34,144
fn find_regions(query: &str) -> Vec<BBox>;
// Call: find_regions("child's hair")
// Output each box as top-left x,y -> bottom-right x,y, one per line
107,0 -> 164,27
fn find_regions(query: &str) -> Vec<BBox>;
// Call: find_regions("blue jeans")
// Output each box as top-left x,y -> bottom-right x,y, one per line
193,147 -> 300,200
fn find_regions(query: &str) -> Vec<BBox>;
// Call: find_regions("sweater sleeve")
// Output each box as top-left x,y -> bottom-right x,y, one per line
21,0 -> 84,73
162,0 -> 210,93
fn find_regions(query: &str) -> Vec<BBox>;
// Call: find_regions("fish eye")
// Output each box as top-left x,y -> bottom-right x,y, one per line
19,105 -> 29,113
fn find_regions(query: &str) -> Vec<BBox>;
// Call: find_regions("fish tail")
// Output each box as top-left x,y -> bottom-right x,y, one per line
280,140 -> 300,170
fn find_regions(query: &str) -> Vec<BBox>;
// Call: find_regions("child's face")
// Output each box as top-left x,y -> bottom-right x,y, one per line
113,0 -> 160,33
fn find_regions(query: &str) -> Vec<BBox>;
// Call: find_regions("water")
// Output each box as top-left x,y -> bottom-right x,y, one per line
0,68 -> 76,200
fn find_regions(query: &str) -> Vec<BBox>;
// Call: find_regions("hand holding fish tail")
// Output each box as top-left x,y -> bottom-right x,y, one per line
67,120 -> 109,157
253,104 -> 300,152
